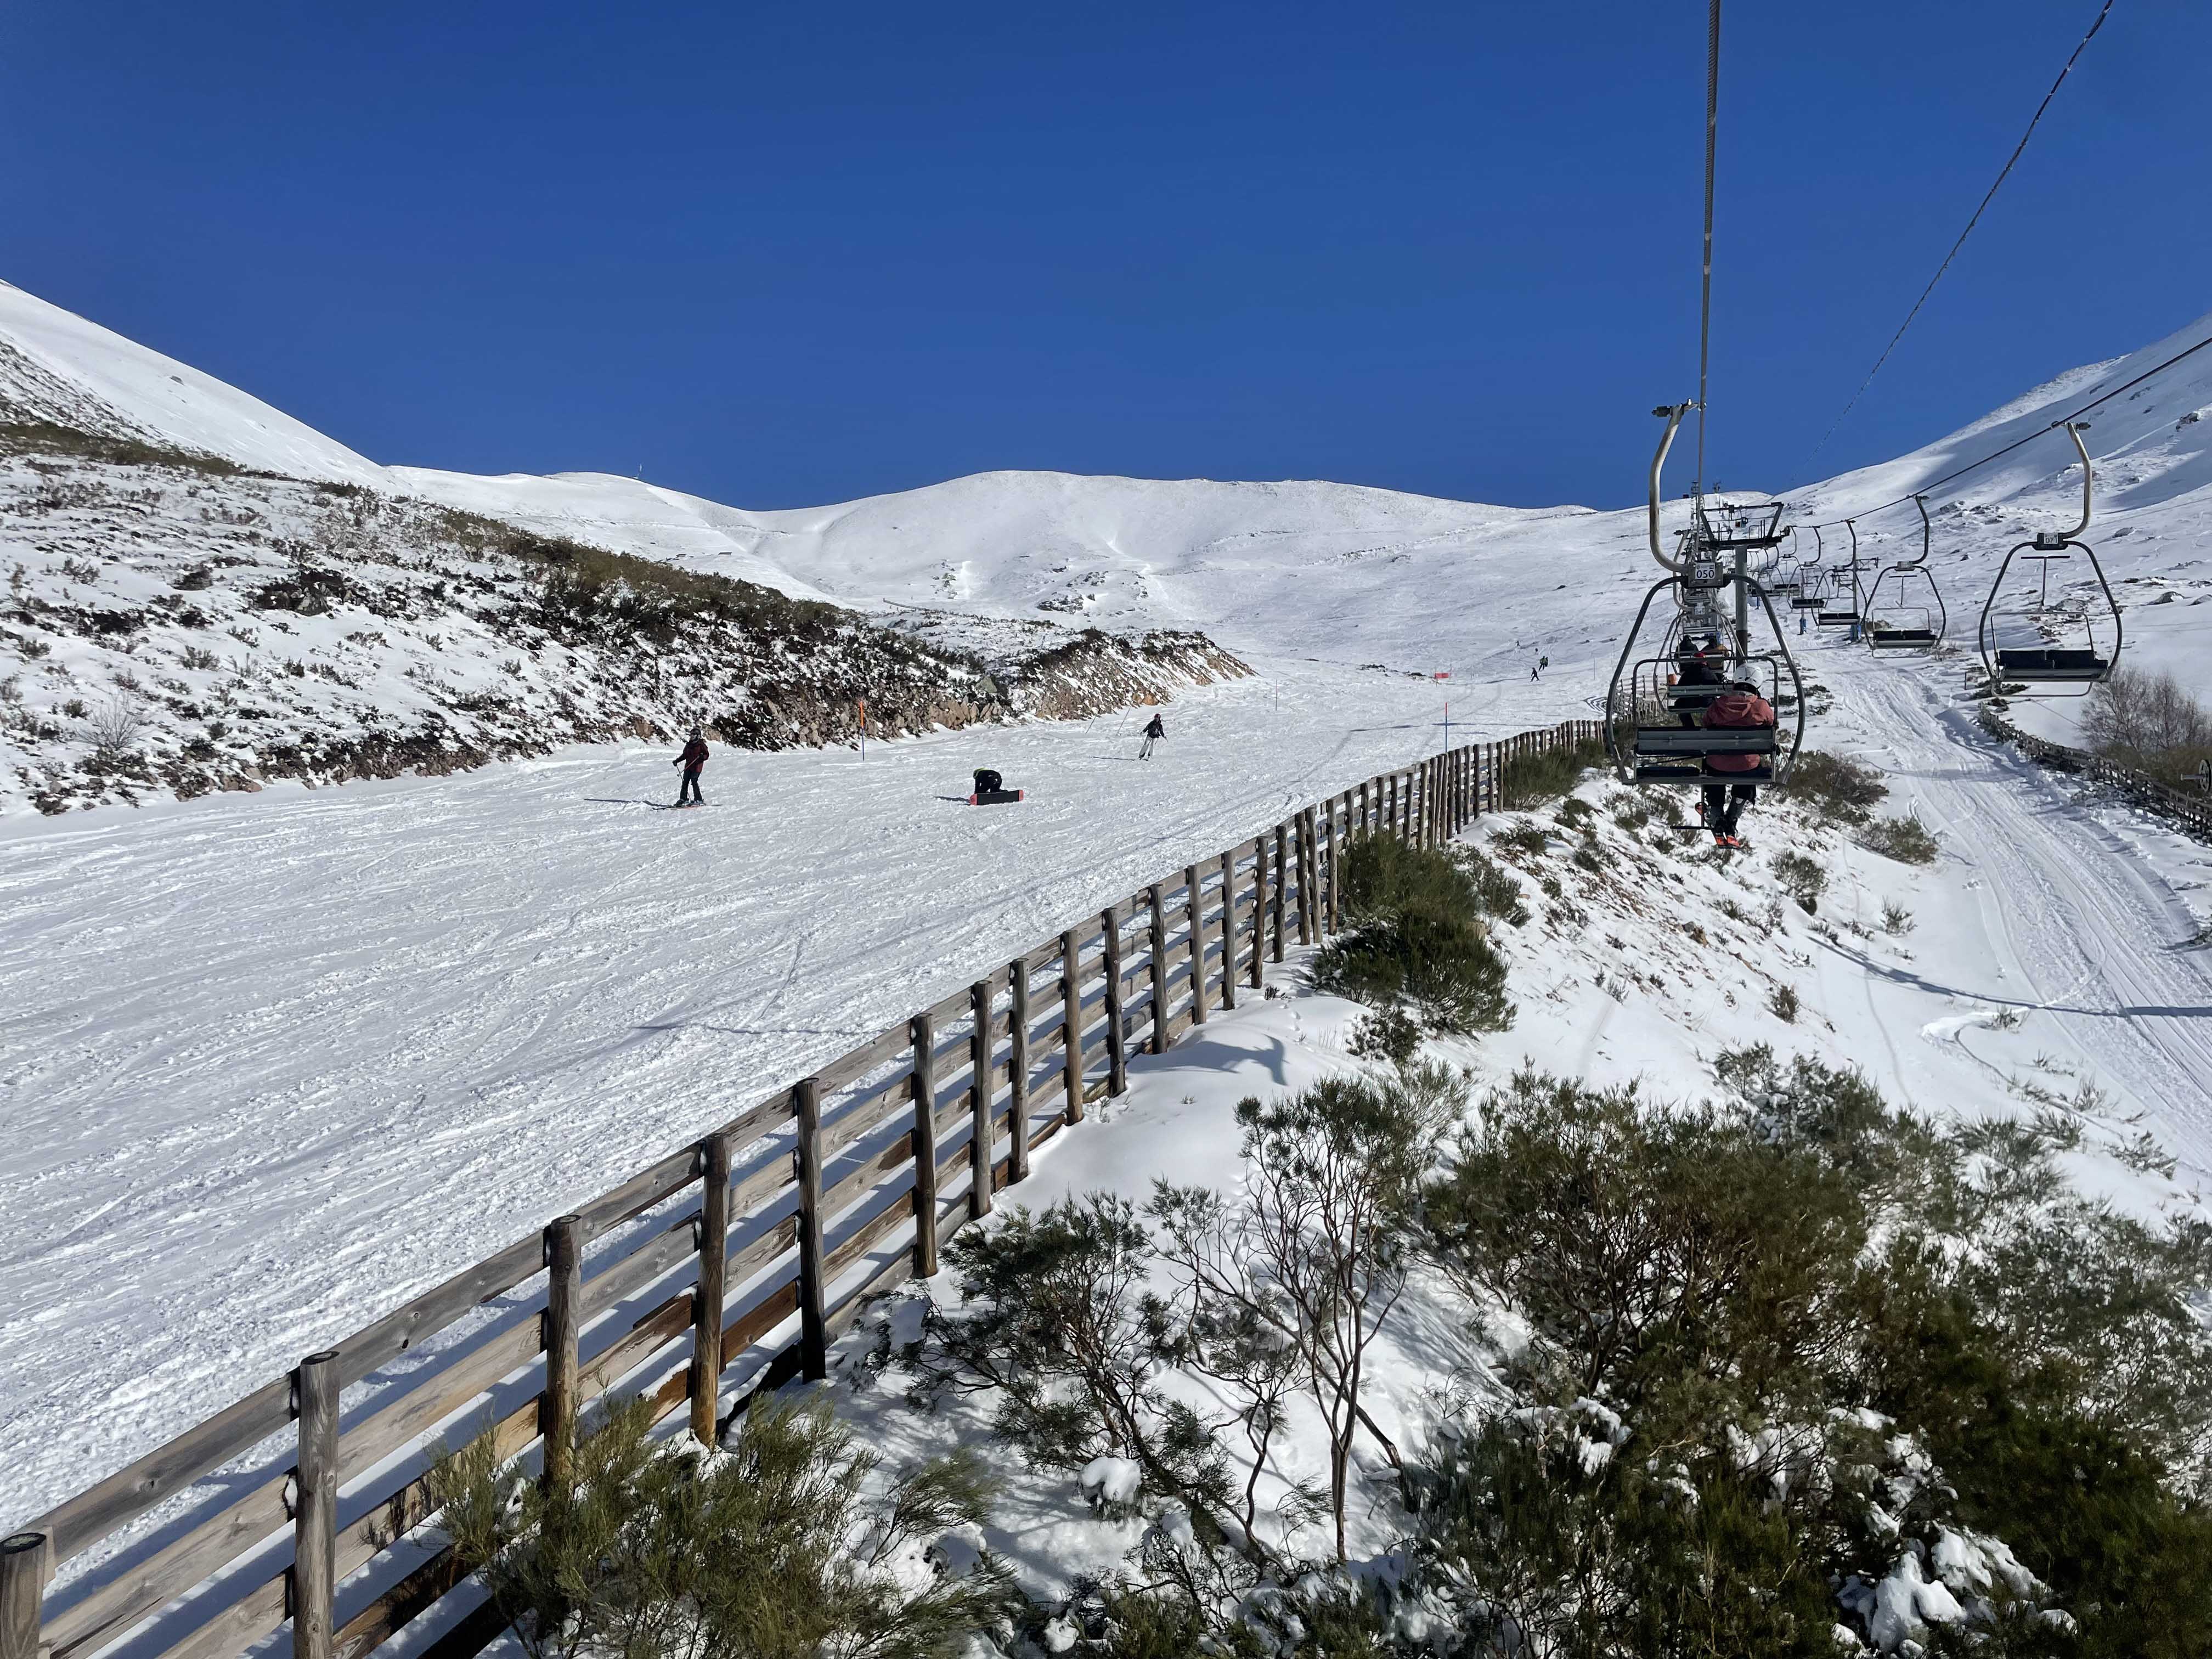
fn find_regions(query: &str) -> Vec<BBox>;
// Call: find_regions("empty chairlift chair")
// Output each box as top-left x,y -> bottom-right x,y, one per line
1816,523 -> 1864,627
1864,495 -> 1948,651
1976,422 -> 2121,695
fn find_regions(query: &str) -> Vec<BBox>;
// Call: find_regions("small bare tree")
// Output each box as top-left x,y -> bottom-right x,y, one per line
1152,1064 -> 1460,1560
85,695 -> 144,772
2081,666 -> 2212,763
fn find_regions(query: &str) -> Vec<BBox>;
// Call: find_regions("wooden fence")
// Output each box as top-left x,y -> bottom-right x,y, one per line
0,718 -> 1603,1659
1979,707 -> 2212,839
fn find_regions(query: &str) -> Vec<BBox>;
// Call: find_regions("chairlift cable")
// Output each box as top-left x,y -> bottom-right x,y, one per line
1795,324 -> 2212,533
1802,0 -> 2117,469
1695,0 -> 1722,503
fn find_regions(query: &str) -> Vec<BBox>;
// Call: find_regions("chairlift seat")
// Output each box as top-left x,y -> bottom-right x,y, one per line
1816,611 -> 1858,627
1634,726 -> 1776,757
1995,647 -> 2107,681
1869,628 -> 1937,649
1632,759 -> 1776,785
1789,595 -> 1822,610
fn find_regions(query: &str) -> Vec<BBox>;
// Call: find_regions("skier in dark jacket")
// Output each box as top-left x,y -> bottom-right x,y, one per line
674,727 -> 708,806
1138,712 -> 1166,760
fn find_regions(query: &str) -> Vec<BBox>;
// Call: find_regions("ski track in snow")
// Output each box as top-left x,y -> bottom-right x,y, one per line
1825,648 -> 2212,1176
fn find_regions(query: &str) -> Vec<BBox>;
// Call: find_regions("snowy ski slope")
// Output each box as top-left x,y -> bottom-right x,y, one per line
3,279 -> 2211,1543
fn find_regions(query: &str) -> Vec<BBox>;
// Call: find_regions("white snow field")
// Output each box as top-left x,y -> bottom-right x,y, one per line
3,276 -> 2211,1587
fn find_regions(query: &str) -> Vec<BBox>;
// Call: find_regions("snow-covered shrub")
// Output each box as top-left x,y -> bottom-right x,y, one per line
1498,733 -> 1606,809
919,1192 -> 1251,1592
425,1393 -> 1012,1659
1312,836 -> 1514,1040
1151,1065 -> 1460,1561
1769,983 -> 1800,1023
1774,849 -> 1828,912
1405,1053 -> 2212,1656
1858,816 -> 1938,866
1451,845 -> 1530,927
1779,750 -> 1889,826
1881,900 -> 1915,936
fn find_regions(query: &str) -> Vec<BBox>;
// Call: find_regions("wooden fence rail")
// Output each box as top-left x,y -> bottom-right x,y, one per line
1979,707 -> 2212,839
1,719 -> 1601,1659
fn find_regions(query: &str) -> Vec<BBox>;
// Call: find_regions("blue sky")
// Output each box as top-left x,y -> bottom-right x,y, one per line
3,1 -> 2204,510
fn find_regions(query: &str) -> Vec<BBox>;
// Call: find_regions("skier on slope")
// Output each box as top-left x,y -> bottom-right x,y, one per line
674,726 -> 709,806
1138,711 -> 1167,760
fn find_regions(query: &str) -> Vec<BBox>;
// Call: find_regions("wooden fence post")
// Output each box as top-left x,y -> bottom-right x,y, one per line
910,1013 -> 941,1275
542,1216 -> 583,1490
1007,957 -> 1031,1184
688,1131 -> 731,1444
0,1533 -> 46,1659
793,1077 -> 827,1379
1329,795 -> 1345,932
1248,840 -> 1267,989
1101,906 -> 1129,1096
1220,850 -> 1240,1011
1357,780 -> 1369,836
290,1350 -> 339,1659
1060,928 -> 1084,1123
1271,825 -> 1288,963
969,978 -> 994,1218
1184,864 -> 1208,1027
1148,883 -> 1170,1054
1292,812 -> 1311,945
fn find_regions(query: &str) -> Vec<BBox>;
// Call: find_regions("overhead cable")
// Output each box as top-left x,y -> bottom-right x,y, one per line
1795,323 -> 2212,532
1801,0 -> 2117,469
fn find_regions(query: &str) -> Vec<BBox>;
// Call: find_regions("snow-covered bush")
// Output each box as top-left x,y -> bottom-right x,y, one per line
1773,849 -> 1829,912
1778,749 -> 1889,827
1497,734 -> 1606,809
1151,1065 -> 1460,1561
1311,837 -> 1514,1040
425,1393 -> 1013,1659
1406,1054 -> 2212,1654
1450,845 -> 1531,928
1858,815 -> 1938,866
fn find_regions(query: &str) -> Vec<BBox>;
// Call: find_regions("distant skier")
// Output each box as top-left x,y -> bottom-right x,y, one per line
674,726 -> 708,806
1530,654 -> 1548,681
1138,712 -> 1167,760
1798,613 -> 1808,636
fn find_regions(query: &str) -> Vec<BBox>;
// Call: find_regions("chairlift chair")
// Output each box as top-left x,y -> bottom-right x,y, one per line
1791,524 -> 1826,609
1816,522 -> 1864,626
1976,423 -> 2120,695
1604,406 -> 1808,787
1864,495 -> 1948,651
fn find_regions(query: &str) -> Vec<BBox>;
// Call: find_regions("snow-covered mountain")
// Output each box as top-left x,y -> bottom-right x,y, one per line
4,274 -> 2210,820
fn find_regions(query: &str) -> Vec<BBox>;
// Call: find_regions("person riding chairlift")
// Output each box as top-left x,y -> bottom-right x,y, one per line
1700,679 -> 1775,847
1671,634 -> 1724,727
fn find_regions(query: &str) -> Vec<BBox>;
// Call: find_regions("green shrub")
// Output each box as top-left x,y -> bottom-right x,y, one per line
426,1394 -> 1011,1659
1499,732 -> 1608,809
1778,749 -> 1889,826
1769,983 -> 1799,1023
1860,814 -> 1939,865
1311,836 -> 1513,1037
